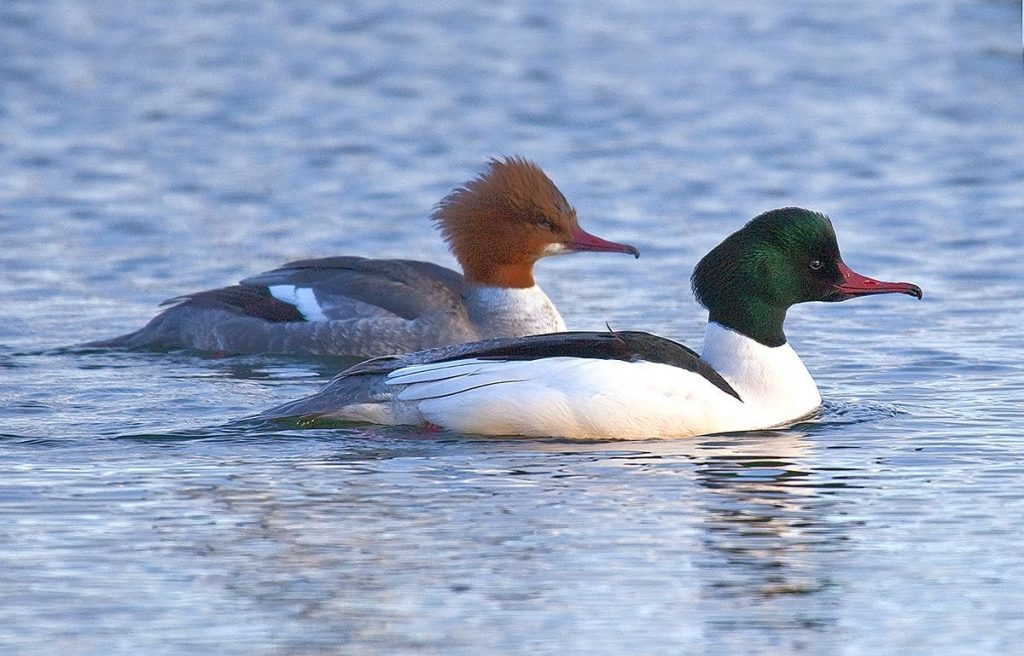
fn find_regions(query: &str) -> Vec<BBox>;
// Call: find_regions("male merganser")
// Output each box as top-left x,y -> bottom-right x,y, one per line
87,157 -> 639,357
261,208 -> 922,439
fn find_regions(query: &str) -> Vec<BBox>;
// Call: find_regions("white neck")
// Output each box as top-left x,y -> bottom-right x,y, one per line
464,284 -> 567,339
700,321 -> 821,424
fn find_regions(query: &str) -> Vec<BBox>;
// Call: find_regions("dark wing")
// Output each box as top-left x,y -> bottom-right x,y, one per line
159,285 -> 304,323
337,330 -> 741,401
238,256 -> 467,321
260,329 -> 741,419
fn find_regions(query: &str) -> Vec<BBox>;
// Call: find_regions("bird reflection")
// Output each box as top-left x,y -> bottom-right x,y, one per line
688,428 -> 856,640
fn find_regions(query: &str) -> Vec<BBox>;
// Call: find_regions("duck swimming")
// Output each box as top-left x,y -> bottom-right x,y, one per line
87,157 -> 638,357
262,208 -> 921,438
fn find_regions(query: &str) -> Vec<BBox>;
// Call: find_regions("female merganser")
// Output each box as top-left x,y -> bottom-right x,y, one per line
86,157 -> 639,357
262,208 -> 922,439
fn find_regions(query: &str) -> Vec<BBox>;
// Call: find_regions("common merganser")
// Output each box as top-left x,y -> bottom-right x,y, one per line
86,157 -> 639,357
261,208 -> 922,439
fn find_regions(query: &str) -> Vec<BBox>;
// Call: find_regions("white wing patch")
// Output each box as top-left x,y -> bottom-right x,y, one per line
268,285 -> 328,321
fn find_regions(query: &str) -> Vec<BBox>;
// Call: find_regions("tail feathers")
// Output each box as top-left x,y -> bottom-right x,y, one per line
78,332 -> 142,349
80,285 -> 306,350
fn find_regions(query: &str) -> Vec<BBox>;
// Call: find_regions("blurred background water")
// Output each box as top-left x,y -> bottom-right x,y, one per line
1,1 -> 1022,654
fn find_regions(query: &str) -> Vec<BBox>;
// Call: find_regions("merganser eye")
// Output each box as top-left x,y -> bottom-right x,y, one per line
809,259 -> 823,271
535,219 -> 555,231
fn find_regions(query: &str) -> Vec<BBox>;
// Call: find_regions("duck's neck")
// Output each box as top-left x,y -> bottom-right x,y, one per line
464,284 -> 566,339
462,262 -> 536,289
701,321 -> 821,419
707,299 -> 788,348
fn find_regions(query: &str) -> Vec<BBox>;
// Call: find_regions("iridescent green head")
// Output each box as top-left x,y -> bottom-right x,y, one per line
691,208 -> 922,347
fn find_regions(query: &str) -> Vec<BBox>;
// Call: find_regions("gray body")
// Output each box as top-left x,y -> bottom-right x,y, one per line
88,257 -> 565,357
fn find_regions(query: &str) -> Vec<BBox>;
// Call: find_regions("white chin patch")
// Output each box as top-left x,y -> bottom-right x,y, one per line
540,243 -> 571,257
268,285 -> 328,321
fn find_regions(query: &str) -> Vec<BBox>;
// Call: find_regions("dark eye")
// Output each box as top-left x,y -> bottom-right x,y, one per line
809,259 -> 823,271
535,219 -> 555,231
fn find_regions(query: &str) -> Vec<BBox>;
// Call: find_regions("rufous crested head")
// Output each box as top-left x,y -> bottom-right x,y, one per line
432,156 -> 638,288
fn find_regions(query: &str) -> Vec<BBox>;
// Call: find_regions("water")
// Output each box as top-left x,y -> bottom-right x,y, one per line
1,1 -> 1022,654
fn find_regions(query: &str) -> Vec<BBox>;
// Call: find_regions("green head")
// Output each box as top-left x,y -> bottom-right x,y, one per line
691,208 -> 922,347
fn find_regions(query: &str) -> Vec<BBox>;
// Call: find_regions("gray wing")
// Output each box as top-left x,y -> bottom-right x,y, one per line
86,258 -> 477,356
240,257 -> 467,321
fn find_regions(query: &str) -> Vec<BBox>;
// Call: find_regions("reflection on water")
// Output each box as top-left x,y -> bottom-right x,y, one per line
105,429 -> 854,651
1,0 -> 1023,653
691,432 -> 845,641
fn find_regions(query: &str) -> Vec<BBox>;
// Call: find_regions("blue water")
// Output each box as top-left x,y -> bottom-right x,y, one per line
2,1 -> 1023,654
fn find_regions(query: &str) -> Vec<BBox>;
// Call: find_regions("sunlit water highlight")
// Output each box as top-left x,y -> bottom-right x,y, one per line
1,1 -> 1022,654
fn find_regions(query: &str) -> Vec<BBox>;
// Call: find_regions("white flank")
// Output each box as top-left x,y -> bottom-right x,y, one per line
268,285 -> 328,321
365,323 -> 826,439
385,357 -> 749,439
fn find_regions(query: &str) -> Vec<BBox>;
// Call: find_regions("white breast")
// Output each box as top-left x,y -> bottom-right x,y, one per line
463,285 -> 567,338
700,322 -> 822,423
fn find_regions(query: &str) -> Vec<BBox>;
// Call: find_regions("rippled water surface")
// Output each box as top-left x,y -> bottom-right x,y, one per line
2,1 -> 1022,654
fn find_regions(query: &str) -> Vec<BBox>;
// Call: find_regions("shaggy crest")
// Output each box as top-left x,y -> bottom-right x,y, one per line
432,157 -> 579,277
